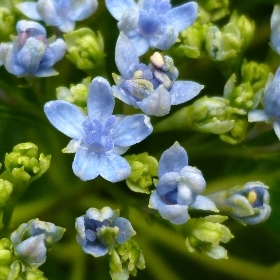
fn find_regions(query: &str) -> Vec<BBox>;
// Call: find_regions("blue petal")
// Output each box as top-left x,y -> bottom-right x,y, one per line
177,182 -> 196,205
156,172 -> 180,196
118,7 -> 139,33
75,216 -> 86,245
116,33 -> 139,79
158,142 -> 188,178
112,85 -> 137,106
113,217 -> 136,244
170,81 -> 204,105
99,152 -> 131,182
236,205 -> 271,225
190,195 -> 218,212
17,2 -> 42,20
86,207 -> 115,221
138,85 -> 171,116
271,5 -> 280,54
105,0 -> 135,20
16,20 -> 46,37
72,149 -> 100,181
113,114 -> 153,147
44,100 -> 86,138
58,20 -> 76,33
34,67 -> 58,77
82,241 -> 109,257
273,121 -> 280,140
149,190 -> 189,224
129,34 -> 150,56
248,109 -> 270,122
68,0 -> 98,21
37,0 -> 61,26
87,77 -> 114,122
151,26 -> 177,51
166,2 -> 198,33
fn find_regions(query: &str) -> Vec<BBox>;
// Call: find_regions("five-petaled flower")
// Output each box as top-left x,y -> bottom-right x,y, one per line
112,33 -> 203,116
44,76 -> 153,182
105,0 -> 198,55
149,142 -> 217,224
0,20 -> 66,77
75,206 -> 136,257
248,66 -> 280,140
207,182 -> 271,225
17,0 -> 98,33
10,219 -> 65,268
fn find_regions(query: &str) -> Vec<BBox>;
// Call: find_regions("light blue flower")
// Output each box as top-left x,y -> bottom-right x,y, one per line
75,207 -> 136,257
270,5 -> 280,54
149,142 -> 217,224
207,182 -> 271,225
10,219 -> 65,268
17,0 -> 98,33
248,67 -> 280,139
44,76 -> 153,182
0,20 -> 66,77
105,0 -> 198,55
112,33 -> 203,116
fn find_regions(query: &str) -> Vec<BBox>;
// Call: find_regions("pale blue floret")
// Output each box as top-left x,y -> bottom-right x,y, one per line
270,5 -> 280,54
113,33 -> 204,116
149,142 -> 217,224
44,76 -> 153,182
105,0 -> 198,55
248,67 -> 280,139
0,20 -> 66,77
10,219 -> 65,268
17,0 -> 98,33
75,207 -> 136,257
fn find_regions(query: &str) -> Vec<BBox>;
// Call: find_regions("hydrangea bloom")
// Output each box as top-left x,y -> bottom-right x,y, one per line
149,142 -> 217,224
207,182 -> 271,225
44,76 -> 153,182
75,207 -> 136,257
248,67 -> 280,139
10,219 -> 65,268
105,0 -> 198,55
17,0 -> 98,33
0,20 -> 66,77
112,33 -> 203,116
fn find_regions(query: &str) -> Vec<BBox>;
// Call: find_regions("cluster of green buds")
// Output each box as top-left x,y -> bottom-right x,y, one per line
109,238 -> 145,280
124,153 -> 158,194
198,0 -> 230,22
56,77 -> 91,111
185,215 -> 233,259
64,28 -> 106,71
0,1 -> 14,41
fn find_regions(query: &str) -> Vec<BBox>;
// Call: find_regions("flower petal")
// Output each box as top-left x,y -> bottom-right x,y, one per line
248,109 -> 270,122
115,33 -> 139,78
37,0 -> 61,26
156,172 -> 180,196
273,121 -> 280,140
151,26 -> 177,51
149,190 -> 189,224
72,149 -> 100,181
170,81 -> 204,105
17,2 -> 42,20
113,217 -> 136,244
44,100 -> 86,138
158,142 -> 188,178
68,0 -> 98,21
138,85 -> 171,116
99,152 -> 131,182
166,2 -> 198,33
16,20 -> 46,37
87,77 -> 114,121
118,7 -> 139,33
190,195 -> 218,212
129,34 -> 150,56
105,0 -> 135,20
113,114 -> 153,147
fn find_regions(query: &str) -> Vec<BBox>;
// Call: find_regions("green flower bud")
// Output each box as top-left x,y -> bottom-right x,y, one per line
1,143 -> 51,185
198,0 -> 230,22
109,238 -> 145,280
64,28 -> 106,71
0,179 -> 13,208
185,215 -> 233,259
124,153 -> 158,194
0,7 -> 14,41
56,77 -> 91,110
97,226 -> 119,253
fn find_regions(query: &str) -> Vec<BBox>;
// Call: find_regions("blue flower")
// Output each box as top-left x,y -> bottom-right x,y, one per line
105,0 -> 198,55
44,76 -> 153,182
0,20 -> 66,77
248,67 -> 280,139
149,142 -> 217,224
17,0 -> 98,33
10,219 -> 65,268
207,182 -> 271,225
270,5 -> 280,54
112,33 -> 203,116
75,207 -> 136,257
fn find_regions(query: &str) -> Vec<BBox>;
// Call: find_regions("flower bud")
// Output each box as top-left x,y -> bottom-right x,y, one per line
185,215 -> 233,259
0,7 -> 14,41
0,179 -> 13,208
